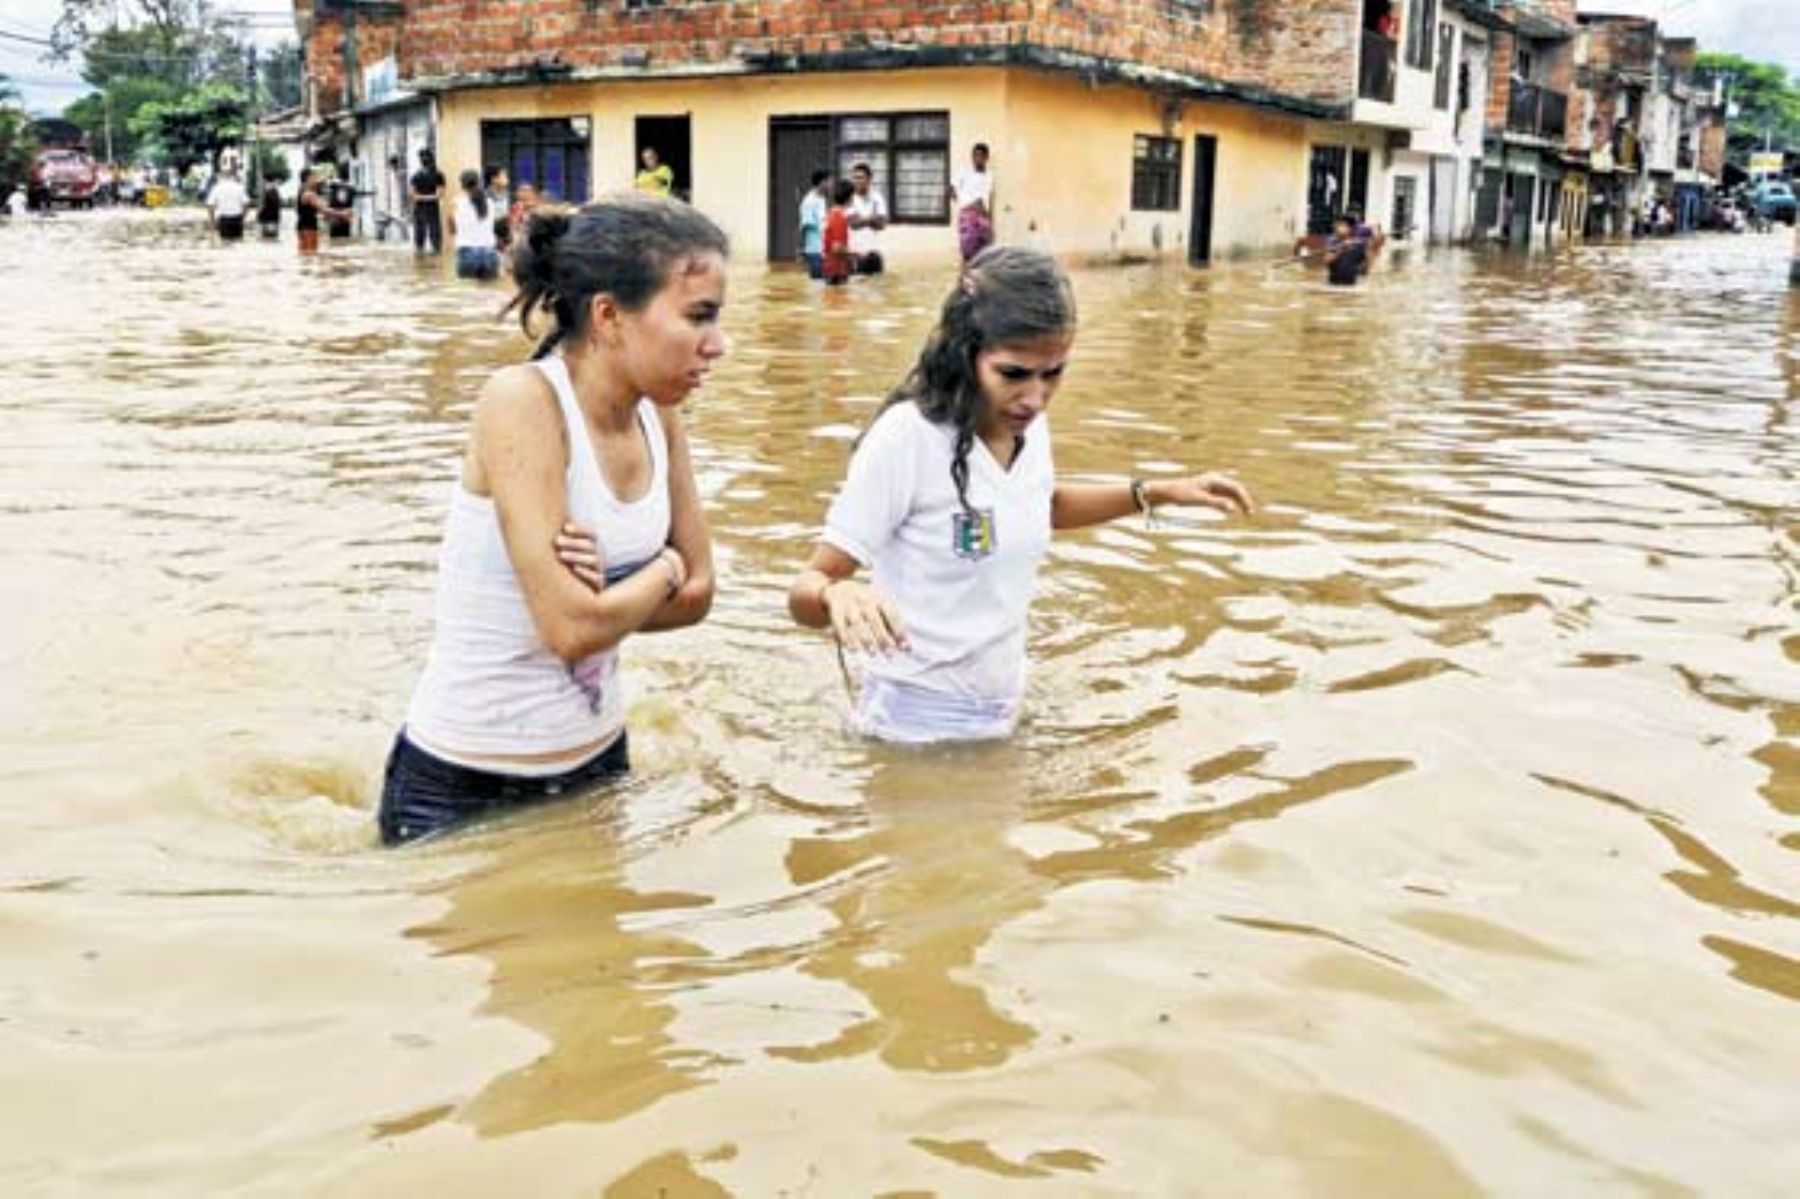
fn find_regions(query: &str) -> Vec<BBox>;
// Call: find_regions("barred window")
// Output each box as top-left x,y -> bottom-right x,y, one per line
1131,135 -> 1182,211
832,111 -> 950,224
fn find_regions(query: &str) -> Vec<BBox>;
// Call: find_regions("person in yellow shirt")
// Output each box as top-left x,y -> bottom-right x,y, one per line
635,147 -> 674,197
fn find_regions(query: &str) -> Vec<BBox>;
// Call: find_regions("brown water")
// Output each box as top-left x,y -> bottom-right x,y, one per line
2,210 -> 1797,1196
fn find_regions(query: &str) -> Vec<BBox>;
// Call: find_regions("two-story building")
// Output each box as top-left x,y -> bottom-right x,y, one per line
1475,0 -> 1577,250
334,1 -> 1393,266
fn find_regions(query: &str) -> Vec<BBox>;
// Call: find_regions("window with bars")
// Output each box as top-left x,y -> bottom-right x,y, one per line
833,112 -> 951,223
1131,135 -> 1182,212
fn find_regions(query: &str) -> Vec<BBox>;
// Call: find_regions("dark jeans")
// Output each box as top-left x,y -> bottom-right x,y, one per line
455,246 -> 500,280
378,730 -> 630,846
413,203 -> 442,253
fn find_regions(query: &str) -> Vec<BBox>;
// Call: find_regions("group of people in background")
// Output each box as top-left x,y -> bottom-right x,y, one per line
797,142 -> 997,284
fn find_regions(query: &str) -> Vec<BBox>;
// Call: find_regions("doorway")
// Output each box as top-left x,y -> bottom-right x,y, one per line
768,117 -> 831,262
634,114 -> 690,201
1188,134 -> 1217,266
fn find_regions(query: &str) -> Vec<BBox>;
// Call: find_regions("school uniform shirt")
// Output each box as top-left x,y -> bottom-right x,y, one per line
209,178 -> 248,218
823,401 -> 1055,741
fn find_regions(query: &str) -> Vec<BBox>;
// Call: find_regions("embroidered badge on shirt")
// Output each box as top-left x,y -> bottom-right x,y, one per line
952,508 -> 996,560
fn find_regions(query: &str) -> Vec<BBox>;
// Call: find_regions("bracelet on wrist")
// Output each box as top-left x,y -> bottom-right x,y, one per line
1130,478 -> 1159,525
659,550 -> 683,597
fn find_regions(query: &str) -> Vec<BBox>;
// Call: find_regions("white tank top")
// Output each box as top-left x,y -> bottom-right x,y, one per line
405,355 -> 671,764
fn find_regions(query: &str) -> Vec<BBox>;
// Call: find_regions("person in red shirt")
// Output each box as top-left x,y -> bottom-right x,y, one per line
822,178 -> 855,285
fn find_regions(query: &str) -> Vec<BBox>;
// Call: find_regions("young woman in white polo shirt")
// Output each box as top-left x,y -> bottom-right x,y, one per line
788,245 -> 1253,744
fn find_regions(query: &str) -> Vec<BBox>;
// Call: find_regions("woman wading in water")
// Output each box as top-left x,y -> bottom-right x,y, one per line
379,195 -> 727,844
788,246 -> 1254,743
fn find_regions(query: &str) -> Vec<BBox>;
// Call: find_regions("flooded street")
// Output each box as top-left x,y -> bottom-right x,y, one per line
2,210 -> 1797,1196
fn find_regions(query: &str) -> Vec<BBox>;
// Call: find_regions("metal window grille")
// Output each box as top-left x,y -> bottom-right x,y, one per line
1131,135 -> 1182,212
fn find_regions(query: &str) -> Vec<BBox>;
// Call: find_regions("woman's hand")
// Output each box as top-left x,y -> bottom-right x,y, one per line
1152,473 -> 1256,518
823,579 -> 910,655
554,521 -> 605,591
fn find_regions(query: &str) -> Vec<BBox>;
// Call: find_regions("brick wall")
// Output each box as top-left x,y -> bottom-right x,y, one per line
383,0 -> 1360,112
301,1 -> 404,115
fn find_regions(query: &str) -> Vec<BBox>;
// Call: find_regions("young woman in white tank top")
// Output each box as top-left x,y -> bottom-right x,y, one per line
379,196 -> 729,845
787,247 -> 1255,744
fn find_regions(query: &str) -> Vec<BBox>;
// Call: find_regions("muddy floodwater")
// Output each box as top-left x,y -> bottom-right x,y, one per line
2,210 -> 1797,1196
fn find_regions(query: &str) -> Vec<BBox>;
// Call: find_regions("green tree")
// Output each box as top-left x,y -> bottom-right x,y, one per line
129,81 -> 247,175
0,77 -> 38,195
64,76 -> 183,164
259,42 -> 303,112
1695,52 -> 1800,166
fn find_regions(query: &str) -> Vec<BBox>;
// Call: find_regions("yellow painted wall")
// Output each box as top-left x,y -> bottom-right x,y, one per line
433,66 -> 1310,264
999,72 -> 1310,261
436,68 -> 1008,264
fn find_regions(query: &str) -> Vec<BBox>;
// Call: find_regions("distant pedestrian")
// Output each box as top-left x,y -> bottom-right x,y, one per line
507,181 -> 541,246
411,149 -> 446,254
848,161 -> 889,275
1324,214 -> 1367,287
950,143 -> 994,262
823,178 -> 854,286
326,165 -> 356,239
256,181 -> 282,238
5,184 -> 26,219
799,168 -> 829,279
485,165 -> 512,250
453,168 -> 501,281
635,146 -> 674,197
296,168 -> 350,257
208,167 -> 248,241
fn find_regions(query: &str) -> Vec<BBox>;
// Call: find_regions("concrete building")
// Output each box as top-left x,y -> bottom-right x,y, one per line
371,1 -> 1378,265
1475,0 -> 1578,250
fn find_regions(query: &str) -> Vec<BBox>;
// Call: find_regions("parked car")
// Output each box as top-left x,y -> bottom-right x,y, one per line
1752,180 -> 1798,225
29,148 -> 100,208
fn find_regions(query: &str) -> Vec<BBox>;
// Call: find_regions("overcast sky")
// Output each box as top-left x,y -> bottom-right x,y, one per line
4,0 -> 1798,115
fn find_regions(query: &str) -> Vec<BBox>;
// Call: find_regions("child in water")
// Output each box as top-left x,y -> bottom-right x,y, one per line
786,245 -> 1255,743
822,178 -> 855,286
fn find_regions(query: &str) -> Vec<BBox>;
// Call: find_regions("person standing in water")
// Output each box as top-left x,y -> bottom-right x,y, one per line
950,143 -> 995,263
787,246 -> 1253,743
410,148 -> 446,255
452,168 -> 501,280
207,166 -> 248,241
295,169 -> 350,256
1324,214 -> 1367,287
379,195 -> 728,844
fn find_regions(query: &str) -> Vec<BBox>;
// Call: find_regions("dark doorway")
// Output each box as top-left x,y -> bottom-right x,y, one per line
1307,145 -> 1348,234
768,117 -> 831,263
1189,134 -> 1217,266
634,114 -> 691,202
1349,148 -> 1371,220
1508,173 -> 1535,248
481,118 -> 590,205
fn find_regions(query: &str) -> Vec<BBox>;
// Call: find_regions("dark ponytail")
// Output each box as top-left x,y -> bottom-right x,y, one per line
459,168 -> 488,221
869,245 -> 1077,514
503,194 -> 730,361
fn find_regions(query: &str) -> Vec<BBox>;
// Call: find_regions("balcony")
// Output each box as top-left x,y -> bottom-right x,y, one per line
1359,31 -> 1396,104
1506,82 -> 1568,142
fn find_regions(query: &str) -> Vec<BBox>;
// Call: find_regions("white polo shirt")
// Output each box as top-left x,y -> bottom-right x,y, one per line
955,168 -> 992,213
823,400 -> 1055,741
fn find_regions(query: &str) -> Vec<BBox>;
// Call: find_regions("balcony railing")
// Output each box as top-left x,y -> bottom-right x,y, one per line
1506,82 -> 1568,141
1359,32 -> 1396,104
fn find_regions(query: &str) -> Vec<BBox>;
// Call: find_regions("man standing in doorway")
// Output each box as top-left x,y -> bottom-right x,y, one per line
798,169 -> 829,280
635,147 -> 674,197
410,148 -> 445,255
848,161 -> 889,275
950,142 -> 993,262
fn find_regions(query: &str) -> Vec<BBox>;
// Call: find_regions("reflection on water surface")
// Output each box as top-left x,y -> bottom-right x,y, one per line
1,211 -> 1796,1195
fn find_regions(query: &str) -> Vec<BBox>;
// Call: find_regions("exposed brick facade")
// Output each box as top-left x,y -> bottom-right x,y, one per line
299,0 -> 1365,117
1484,1 -> 1576,140
300,0 -> 404,115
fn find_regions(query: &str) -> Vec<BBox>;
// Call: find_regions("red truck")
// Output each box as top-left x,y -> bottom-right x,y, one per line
29,148 -> 101,208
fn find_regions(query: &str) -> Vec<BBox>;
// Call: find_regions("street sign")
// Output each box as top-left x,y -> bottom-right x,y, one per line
1751,151 -> 1785,177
